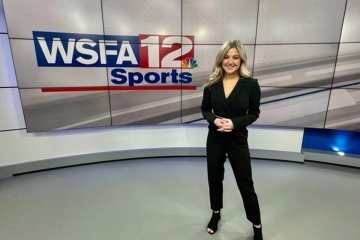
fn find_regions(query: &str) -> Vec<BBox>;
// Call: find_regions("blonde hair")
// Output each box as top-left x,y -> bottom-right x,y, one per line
205,40 -> 252,87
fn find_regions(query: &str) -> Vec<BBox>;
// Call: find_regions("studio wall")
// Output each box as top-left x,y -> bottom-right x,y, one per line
0,0 -> 25,132
1,0 -> 359,132
1,0 -> 359,175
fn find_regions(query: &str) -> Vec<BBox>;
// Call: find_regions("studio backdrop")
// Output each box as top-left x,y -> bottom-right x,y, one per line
2,0 -> 360,132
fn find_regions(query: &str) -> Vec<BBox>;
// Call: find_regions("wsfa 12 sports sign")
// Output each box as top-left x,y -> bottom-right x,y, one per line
33,31 -> 199,92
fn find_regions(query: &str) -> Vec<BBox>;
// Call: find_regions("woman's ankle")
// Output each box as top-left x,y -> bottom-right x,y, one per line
253,224 -> 262,229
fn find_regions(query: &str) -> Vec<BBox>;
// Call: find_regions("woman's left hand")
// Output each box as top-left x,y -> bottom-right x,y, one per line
217,118 -> 234,132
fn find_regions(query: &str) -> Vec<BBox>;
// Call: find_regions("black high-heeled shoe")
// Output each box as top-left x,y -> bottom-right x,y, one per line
253,225 -> 263,240
207,211 -> 221,234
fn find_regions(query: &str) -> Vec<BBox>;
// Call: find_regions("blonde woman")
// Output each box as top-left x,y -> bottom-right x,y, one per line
201,40 -> 263,240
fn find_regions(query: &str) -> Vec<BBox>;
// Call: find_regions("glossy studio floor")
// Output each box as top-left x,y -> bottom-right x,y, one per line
0,157 -> 359,240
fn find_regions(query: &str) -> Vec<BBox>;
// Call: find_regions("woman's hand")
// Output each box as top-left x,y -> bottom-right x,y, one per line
214,117 -> 234,132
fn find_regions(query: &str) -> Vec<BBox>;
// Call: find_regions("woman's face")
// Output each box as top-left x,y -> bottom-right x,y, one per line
222,48 -> 241,75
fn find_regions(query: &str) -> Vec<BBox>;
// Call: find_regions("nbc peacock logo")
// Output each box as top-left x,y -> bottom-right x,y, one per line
181,57 -> 198,69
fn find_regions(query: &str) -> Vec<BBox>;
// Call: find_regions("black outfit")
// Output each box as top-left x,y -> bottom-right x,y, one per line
201,77 -> 262,225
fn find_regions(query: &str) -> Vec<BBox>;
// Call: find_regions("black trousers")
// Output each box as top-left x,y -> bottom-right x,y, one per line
206,131 -> 261,225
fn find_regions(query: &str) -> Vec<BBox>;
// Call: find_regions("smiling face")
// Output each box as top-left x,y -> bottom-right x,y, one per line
221,48 -> 241,76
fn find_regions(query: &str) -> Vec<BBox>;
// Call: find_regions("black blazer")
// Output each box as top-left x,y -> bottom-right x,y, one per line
201,77 -> 261,136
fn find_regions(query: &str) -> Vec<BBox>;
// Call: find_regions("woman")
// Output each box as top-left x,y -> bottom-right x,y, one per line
201,40 -> 263,240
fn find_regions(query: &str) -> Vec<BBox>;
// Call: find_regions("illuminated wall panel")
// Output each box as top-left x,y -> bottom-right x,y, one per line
257,87 -> 330,128
110,90 -> 182,125
0,34 -> 16,87
19,89 -> 111,132
103,0 -> 181,36
3,0 -> 103,38
340,0 -> 360,42
257,0 -> 346,44
2,0 -> 359,132
325,89 -> 360,131
333,43 -> 360,89
254,44 -> 338,88
10,39 -> 108,88
182,0 -> 258,44
0,88 -> 25,130
0,0 -> 6,33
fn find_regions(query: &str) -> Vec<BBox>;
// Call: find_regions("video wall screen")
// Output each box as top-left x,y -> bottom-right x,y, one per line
2,0 -> 360,132
0,34 -> 16,87
333,43 -> 360,89
256,0 -> 346,44
0,0 -> 6,33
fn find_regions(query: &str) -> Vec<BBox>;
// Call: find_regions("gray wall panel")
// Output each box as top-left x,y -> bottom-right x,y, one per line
254,44 -> 338,88
11,39 -> 108,88
110,91 -> 182,125
325,89 -> 360,131
333,43 -> 360,89
341,0 -> 360,42
182,0 -> 258,44
0,34 -> 16,87
3,0 -> 103,39
257,87 -> 330,128
0,88 -> 25,130
103,0 -> 181,36
257,0 -> 346,43
20,89 -> 111,132
2,0 -> 360,132
0,0 -> 6,33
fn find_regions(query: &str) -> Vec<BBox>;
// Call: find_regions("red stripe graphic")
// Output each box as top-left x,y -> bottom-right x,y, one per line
41,85 -> 197,92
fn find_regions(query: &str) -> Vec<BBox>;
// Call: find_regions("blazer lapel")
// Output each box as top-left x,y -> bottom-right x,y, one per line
213,81 -> 232,115
226,78 -> 246,105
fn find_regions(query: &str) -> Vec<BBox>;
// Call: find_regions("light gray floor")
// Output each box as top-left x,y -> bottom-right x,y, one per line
0,157 -> 359,240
